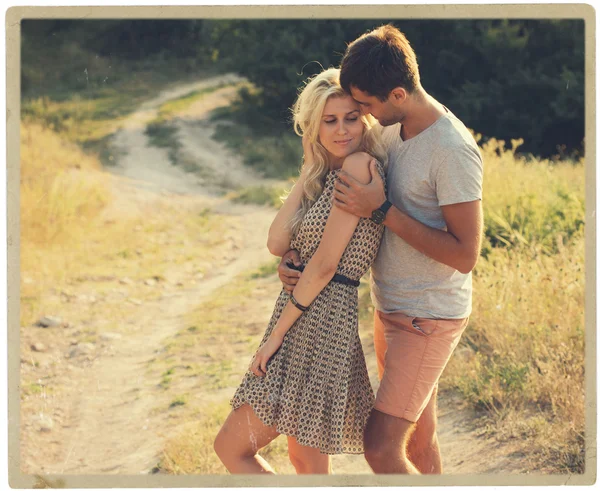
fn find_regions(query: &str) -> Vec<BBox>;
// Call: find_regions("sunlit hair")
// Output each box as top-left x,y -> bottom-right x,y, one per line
288,67 -> 388,238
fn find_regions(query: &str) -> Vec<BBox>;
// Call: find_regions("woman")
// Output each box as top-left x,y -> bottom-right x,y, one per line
214,67 -> 388,474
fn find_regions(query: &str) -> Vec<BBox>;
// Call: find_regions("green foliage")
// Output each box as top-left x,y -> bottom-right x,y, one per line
21,19 -> 584,158
429,20 -> 585,157
145,122 -> 180,150
209,19 -> 584,159
211,93 -> 303,179
207,20 -> 386,123
154,86 -> 222,122
484,186 -> 585,255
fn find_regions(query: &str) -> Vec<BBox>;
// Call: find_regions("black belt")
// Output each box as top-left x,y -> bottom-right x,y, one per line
286,262 -> 360,288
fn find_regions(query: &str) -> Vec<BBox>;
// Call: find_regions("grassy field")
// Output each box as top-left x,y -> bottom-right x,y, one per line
20,73 -> 586,475
443,137 -> 585,473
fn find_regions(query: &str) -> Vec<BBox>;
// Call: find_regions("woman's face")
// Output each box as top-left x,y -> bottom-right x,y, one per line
318,95 -> 364,166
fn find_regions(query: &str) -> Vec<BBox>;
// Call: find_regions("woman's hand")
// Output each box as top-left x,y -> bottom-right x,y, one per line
250,331 -> 285,377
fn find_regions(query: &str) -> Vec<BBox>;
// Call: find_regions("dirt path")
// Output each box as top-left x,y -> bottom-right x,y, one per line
20,75 -> 278,475
20,74 -> 523,477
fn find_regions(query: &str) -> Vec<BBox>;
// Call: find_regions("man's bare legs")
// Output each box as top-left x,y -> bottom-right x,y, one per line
373,313 -> 442,474
364,409 -> 419,474
407,385 -> 441,474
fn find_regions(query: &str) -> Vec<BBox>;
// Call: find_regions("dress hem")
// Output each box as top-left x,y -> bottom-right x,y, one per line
230,397 -> 366,456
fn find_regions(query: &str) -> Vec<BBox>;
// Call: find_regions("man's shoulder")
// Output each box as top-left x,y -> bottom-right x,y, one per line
435,113 -> 479,153
380,123 -> 402,149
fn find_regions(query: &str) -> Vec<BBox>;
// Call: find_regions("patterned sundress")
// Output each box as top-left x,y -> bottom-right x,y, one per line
231,162 -> 386,454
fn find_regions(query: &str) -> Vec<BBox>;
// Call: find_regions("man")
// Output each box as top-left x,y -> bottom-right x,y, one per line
277,24 -> 483,474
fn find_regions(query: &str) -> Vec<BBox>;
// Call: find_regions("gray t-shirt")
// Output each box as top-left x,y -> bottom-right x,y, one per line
370,109 -> 483,319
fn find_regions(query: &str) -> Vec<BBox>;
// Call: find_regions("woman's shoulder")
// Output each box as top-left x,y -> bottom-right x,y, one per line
341,152 -> 373,183
343,151 -> 372,166
343,151 -> 384,169
343,151 -> 383,171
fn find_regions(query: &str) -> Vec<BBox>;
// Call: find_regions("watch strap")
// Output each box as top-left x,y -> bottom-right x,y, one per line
379,200 -> 392,214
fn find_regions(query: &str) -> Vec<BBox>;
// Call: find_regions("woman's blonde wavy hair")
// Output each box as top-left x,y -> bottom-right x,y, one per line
288,67 -> 388,238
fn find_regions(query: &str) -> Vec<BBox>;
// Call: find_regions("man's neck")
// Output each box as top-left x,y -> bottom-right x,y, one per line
399,92 -> 447,141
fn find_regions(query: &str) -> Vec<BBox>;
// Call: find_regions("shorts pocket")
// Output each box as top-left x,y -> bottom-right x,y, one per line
410,317 -> 438,336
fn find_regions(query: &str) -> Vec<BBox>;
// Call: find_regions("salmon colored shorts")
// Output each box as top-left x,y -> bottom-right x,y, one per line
373,310 -> 469,422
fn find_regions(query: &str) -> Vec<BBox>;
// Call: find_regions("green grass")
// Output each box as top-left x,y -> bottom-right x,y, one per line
210,85 -> 303,179
154,86 -> 223,123
212,121 -> 302,179
249,259 -> 280,279
143,121 -> 188,171
169,395 -> 188,409
227,184 -> 290,209
145,122 -> 180,149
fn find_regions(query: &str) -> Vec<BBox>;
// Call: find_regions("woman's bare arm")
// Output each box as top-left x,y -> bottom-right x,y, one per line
251,152 -> 373,375
267,172 -> 307,256
267,136 -> 315,256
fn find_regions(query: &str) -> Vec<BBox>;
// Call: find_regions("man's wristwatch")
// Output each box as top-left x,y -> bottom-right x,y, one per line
370,200 -> 393,225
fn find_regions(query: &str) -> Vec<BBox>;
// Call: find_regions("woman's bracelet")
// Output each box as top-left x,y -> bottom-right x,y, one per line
290,294 -> 309,312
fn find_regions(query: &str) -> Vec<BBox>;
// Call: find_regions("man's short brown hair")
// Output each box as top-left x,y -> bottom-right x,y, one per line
340,24 -> 420,101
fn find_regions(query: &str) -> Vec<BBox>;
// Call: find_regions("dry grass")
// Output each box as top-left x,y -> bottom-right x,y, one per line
19,121 -> 228,327
442,137 -> 585,473
20,121 -> 110,246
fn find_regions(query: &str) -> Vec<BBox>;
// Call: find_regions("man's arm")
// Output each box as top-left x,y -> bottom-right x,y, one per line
333,159 -> 483,274
382,200 -> 483,274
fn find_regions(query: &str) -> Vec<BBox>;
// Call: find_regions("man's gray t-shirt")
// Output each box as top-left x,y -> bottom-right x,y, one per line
370,109 -> 483,319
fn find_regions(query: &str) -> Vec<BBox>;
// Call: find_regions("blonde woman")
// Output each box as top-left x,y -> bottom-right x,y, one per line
214,68 -> 388,474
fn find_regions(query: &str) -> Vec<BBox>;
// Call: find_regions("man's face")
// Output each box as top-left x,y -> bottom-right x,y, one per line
350,86 -> 402,127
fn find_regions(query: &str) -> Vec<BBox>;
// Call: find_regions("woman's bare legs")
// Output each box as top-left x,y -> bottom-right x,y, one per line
287,436 -> 331,474
214,404 -> 280,474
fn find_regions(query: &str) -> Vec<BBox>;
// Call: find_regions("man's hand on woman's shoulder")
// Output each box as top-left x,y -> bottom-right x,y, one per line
333,156 -> 387,218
